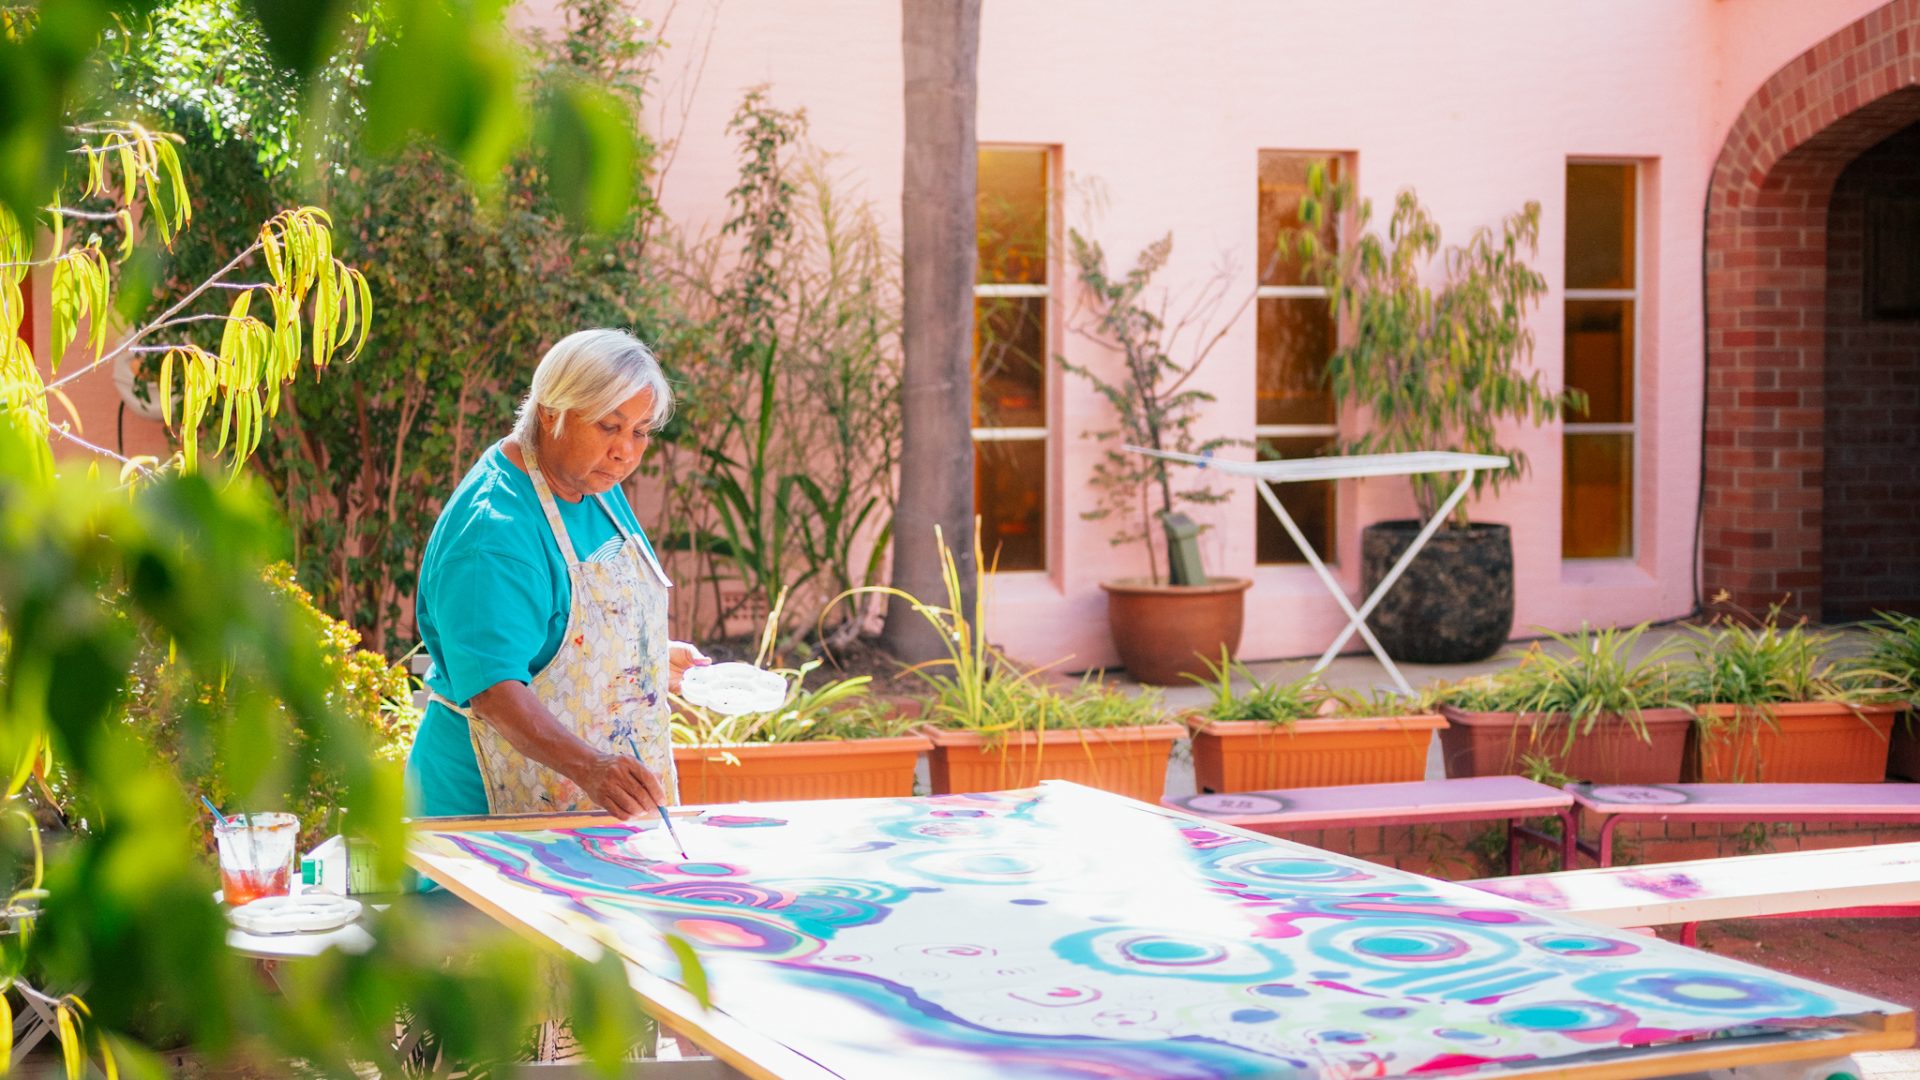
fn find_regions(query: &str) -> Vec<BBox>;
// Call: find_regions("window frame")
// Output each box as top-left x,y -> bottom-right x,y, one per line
1562,157 -> 1643,562
1254,151 -> 1347,567
971,145 -> 1056,574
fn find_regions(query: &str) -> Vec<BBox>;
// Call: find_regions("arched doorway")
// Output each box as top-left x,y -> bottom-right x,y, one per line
1702,2 -> 1920,621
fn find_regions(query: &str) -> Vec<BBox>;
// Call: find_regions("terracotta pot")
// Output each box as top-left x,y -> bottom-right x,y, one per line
1100,577 -> 1252,686
1685,702 -> 1899,783
1890,710 -> 1920,781
1437,705 -> 1691,785
921,724 -> 1185,802
672,735 -> 931,803
1361,521 -> 1513,664
1185,714 -> 1447,793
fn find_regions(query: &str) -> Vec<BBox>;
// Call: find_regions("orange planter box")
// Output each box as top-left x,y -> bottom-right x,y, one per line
672,735 -> 931,803
1687,702 -> 1899,783
921,724 -> 1185,803
1185,714 -> 1447,794
1438,706 -> 1693,785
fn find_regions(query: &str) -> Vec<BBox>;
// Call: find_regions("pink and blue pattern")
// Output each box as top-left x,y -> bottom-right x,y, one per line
409,783 -> 1902,1079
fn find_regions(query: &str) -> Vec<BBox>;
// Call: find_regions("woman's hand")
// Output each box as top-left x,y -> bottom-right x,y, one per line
470,681 -> 669,819
576,751 -> 669,821
668,640 -> 711,694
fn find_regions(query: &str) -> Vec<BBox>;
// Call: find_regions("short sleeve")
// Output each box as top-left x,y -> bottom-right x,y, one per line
427,549 -> 557,702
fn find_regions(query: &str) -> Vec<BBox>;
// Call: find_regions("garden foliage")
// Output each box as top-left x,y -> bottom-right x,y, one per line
651,91 -> 901,647
0,112 -> 662,1076
1056,230 -> 1235,583
1288,166 -> 1584,526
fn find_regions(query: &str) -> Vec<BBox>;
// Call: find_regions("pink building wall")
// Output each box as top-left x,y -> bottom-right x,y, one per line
40,0 -> 1892,669
607,0 -> 1886,670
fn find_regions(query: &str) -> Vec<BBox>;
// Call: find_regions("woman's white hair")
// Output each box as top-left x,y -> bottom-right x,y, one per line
512,328 -> 673,446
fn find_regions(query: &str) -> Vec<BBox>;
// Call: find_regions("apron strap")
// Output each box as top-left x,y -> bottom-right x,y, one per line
519,437 -> 582,565
595,492 -> 674,590
427,689 -> 473,718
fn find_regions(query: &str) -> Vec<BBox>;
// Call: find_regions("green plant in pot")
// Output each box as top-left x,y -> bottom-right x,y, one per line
1678,605 -> 1899,783
1183,651 -> 1445,793
670,591 -> 928,803
1858,610 -> 1920,781
1431,622 -> 1694,785
1055,229 -> 1247,685
841,522 -> 1183,798
1286,167 -> 1585,663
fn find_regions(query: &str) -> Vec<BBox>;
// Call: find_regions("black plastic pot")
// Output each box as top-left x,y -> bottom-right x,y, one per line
1360,520 -> 1513,664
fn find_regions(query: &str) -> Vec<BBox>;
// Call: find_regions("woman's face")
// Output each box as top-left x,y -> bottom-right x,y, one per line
537,389 -> 656,500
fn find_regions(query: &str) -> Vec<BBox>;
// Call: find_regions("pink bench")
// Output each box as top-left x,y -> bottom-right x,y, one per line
1568,781 -> 1920,867
1164,776 -> 1577,872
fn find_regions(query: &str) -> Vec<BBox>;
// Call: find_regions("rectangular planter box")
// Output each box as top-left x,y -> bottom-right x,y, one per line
1686,702 -> 1899,783
1185,714 -> 1447,794
1437,705 -> 1692,785
672,735 -> 931,804
921,724 -> 1185,803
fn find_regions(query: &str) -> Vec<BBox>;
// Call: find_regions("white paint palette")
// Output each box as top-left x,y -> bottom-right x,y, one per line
677,662 -> 789,716
227,894 -> 363,935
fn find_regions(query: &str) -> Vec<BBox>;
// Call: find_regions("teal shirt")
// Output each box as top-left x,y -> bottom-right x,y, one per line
403,442 -> 661,818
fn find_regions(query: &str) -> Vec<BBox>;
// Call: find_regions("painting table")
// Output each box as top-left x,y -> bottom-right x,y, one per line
1568,782 -> 1920,867
1164,775 -> 1579,872
1124,446 -> 1510,695
408,781 -> 1911,1080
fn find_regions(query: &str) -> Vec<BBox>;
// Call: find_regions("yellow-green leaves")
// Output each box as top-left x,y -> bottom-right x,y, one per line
49,241 -> 109,366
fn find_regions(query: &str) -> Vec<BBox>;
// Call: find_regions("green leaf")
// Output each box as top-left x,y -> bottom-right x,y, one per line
536,81 -> 640,233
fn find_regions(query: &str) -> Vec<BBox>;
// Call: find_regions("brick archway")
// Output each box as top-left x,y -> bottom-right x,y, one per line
1703,0 -> 1920,618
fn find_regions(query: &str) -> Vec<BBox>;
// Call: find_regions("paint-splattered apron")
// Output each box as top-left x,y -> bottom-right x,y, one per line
431,438 -> 677,815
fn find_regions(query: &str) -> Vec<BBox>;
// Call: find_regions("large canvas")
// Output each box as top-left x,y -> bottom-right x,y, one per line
408,782 -> 1910,1080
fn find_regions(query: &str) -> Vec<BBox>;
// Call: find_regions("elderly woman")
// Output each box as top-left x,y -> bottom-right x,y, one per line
405,328 -> 704,820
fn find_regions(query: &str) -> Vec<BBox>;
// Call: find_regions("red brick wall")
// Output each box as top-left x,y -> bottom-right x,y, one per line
1703,1 -> 1920,619
1822,123 -> 1920,620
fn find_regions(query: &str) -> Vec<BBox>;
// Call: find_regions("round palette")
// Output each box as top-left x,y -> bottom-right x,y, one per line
679,662 -> 790,716
227,894 -> 363,935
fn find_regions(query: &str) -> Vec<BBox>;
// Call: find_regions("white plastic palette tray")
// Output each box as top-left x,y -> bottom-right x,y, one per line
678,662 -> 789,716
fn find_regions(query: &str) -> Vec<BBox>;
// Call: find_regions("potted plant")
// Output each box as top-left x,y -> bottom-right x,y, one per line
1678,608 -> 1899,783
671,595 -> 930,803
916,674 -> 1184,803
1182,651 -> 1446,793
1859,611 -> 1920,781
839,522 -> 1183,800
1286,168 -> 1585,663
1432,622 -> 1694,784
1056,230 -> 1248,686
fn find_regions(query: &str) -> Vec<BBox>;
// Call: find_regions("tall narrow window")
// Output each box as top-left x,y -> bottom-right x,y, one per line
1255,152 -> 1340,565
974,147 -> 1050,572
1563,162 -> 1638,559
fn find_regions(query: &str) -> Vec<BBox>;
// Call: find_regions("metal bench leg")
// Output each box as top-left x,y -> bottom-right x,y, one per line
1506,818 -> 1521,876
1598,817 -> 1620,868
1681,922 -> 1700,948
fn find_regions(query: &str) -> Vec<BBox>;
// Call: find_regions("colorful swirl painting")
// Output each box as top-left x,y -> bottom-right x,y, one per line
407,782 -> 1905,1080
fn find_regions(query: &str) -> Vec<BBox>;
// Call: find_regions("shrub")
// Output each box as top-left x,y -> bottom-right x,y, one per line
122,563 -> 416,852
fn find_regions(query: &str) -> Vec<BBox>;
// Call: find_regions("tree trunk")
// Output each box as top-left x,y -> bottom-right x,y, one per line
884,0 -> 980,664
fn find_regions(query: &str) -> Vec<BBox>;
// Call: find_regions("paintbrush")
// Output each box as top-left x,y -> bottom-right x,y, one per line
623,734 -> 688,860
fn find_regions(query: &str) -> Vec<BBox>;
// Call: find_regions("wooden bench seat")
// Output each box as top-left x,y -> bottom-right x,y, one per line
1568,781 -> 1920,867
1467,841 -> 1920,946
1164,776 -> 1577,872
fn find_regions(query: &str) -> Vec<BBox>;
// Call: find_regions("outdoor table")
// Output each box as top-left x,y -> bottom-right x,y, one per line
1125,446 -> 1510,695
408,782 -> 1912,1080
